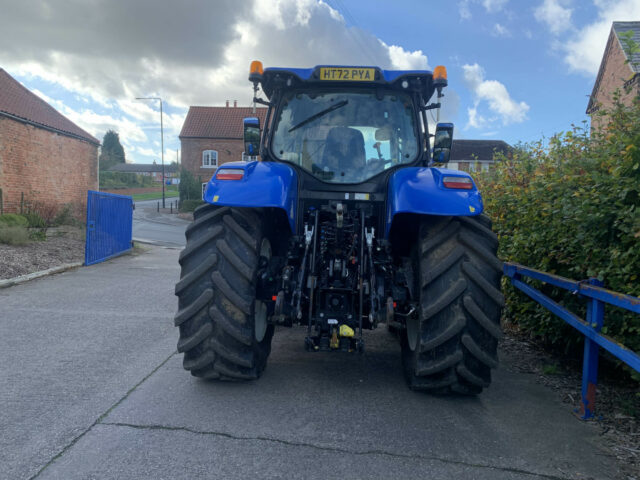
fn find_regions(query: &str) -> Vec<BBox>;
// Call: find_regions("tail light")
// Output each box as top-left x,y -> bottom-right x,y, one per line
442,176 -> 473,190
216,168 -> 244,180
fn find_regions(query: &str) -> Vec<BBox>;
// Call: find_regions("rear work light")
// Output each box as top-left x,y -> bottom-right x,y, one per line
216,168 -> 244,180
442,176 -> 473,190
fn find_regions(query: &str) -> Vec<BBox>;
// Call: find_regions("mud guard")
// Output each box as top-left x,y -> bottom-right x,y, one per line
203,161 -> 298,232
385,167 -> 484,238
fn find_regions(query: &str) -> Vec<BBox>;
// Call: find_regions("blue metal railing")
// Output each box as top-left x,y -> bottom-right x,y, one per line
503,262 -> 640,419
85,190 -> 133,266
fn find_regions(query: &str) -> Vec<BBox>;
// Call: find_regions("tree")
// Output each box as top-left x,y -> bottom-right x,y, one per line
99,130 -> 126,171
179,166 -> 202,201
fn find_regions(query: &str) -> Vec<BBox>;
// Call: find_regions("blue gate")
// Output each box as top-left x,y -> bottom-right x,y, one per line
85,190 -> 133,266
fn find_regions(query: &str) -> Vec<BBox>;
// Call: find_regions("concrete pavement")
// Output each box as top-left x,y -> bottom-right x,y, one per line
0,246 -> 624,479
132,199 -> 188,247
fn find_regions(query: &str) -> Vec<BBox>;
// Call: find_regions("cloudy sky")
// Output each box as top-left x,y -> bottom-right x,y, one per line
1,0 -> 638,164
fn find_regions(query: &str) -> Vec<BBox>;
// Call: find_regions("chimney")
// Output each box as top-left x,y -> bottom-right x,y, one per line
225,100 -> 229,107
233,100 -> 237,108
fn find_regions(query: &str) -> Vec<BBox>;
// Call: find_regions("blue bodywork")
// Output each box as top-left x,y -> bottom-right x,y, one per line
260,66 -> 435,98
203,161 -> 298,232
385,167 -> 483,237
204,65 -> 481,237
204,163 -> 482,237
263,66 -> 432,82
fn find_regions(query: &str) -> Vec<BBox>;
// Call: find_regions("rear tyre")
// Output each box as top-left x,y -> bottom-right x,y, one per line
402,214 -> 504,394
174,205 -> 274,380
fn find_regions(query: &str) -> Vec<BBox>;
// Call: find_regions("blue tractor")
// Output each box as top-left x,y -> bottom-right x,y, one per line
175,62 -> 503,393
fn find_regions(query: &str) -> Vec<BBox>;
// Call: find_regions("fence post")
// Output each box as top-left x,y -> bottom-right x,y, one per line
20,192 -> 24,214
0,188 -> 3,215
580,278 -> 605,419
157,201 -> 159,212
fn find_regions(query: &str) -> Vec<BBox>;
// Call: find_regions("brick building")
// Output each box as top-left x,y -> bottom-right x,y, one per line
179,102 -> 267,194
587,21 -> 640,131
0,68 -> 99,213
449,139 -> 511,172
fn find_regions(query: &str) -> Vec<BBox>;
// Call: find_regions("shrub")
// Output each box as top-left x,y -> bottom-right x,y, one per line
476,97 -> 640,368
0,226 -> 30,245
179,199 -> 204,213
22,212 -> 46,228
179,167 -> 203,201
53,203 -> 76,226
28,201 -> 59,227
0,214 -> 28,228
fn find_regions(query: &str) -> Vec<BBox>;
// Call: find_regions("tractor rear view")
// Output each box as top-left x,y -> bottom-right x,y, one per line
174,62 -> 503,393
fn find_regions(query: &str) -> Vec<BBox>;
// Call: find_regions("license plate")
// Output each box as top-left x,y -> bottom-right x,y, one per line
319,67 -> 375,81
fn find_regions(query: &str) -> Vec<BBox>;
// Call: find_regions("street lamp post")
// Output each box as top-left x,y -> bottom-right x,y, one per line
136,96 -> 165,208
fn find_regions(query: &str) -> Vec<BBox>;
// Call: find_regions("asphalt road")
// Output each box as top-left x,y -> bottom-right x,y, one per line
0,247 -> 623,479
132,199 -> 188,247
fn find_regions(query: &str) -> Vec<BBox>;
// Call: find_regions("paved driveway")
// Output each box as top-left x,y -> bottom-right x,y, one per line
132,199 -> 189,247
0,247 -> 622,479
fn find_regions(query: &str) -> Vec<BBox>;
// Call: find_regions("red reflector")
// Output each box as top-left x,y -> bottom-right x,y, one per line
393,302 -> 397,308
271,295 -> 277,301
216,168 -> 244,180
442,176 -> 473,190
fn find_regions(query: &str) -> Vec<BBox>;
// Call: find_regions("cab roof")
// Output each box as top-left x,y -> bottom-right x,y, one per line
260,65 -> 436,100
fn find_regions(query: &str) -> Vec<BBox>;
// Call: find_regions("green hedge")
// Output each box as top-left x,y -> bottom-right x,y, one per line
99,171 -> 155,189
179,199 -> 204,213
477,98 -> 640,369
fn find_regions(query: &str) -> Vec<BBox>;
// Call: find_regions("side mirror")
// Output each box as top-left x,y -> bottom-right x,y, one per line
433,122 -> 454,164
243,117 -> 261,156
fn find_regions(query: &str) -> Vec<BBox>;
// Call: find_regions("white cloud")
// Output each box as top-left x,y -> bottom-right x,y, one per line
534,0 -> 573,35
492,23 -> 511,37
467,106 -> 488,128
459,0 -> 509,19
479,130 -> 499,136
383,43 -> 429,70
136,146 -> 158,158
482,0 -> 509,12
459,0 -> 472,19
564,0 -> 640,75
463,63 -> 529,127
0,0 -> 444,162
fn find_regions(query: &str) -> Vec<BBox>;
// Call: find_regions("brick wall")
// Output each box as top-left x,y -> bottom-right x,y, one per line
0,116 -> 98,214
590,34 -> 639,132
180,137 -> 250,184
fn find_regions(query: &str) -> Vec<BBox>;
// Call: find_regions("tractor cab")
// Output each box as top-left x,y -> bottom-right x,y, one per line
245,63 -> 454,185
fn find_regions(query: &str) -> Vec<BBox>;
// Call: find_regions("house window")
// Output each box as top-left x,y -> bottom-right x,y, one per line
202,150 -> 218,168
202,182 -> 208,200
242,152 -> 257,162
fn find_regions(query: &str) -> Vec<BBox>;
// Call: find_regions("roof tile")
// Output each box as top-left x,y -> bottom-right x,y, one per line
613,21 -> 640,73
0,68 -> 99,145
180,106 -> 268,139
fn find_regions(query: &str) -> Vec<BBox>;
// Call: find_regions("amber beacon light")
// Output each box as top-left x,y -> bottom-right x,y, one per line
249,60 -> 264,83
433,65 -> 447,80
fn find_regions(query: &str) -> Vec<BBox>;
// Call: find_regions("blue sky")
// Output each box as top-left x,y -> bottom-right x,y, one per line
1,0 -> 638,164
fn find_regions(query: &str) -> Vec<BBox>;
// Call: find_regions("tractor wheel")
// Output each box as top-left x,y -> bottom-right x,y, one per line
401,214 -> 504,394
174,205 -> 274,380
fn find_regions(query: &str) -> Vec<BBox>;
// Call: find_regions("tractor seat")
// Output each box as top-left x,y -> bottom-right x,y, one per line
321,127 -> 366,174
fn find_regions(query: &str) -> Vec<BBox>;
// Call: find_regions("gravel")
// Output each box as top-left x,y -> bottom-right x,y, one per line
0,226 -> 85,280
